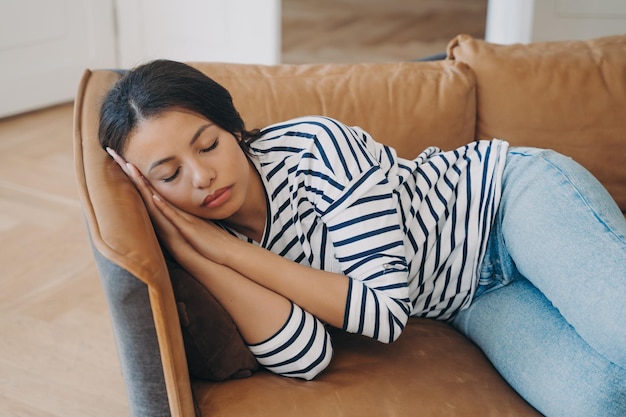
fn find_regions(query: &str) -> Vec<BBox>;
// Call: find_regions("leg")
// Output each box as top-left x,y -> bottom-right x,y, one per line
453,278 -> 626,417
453,147 -> 626,416
495,148 -> 626,367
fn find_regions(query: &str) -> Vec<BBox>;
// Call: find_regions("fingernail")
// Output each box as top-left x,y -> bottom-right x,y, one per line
106,147 -> 115,157
152,194 -> 161,202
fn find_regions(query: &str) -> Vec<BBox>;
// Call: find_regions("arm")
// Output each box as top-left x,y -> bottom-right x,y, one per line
176,248 -> 333,380
254,117 -> 413,341
116,158 -> 291,344
108,149 -> 333,379
153,194 -> 337,380
156,188 -> 410,344
153,194 -> 349,329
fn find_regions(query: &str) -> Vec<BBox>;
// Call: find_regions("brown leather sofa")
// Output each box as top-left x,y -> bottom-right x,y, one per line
74,34 -> 626,417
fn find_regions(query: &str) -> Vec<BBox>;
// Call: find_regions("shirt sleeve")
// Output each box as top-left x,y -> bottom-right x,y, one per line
246,302 -> 333,380
294,117 -> 412,343
246,116 -> 411,380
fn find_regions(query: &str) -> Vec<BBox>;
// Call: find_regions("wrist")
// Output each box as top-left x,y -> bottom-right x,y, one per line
219,233 -> 248,267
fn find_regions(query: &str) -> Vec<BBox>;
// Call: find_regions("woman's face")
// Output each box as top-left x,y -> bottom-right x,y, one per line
123,109 -> 252,221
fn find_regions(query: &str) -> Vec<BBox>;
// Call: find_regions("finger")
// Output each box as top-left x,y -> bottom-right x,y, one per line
151,194 -> 206,247
144,193 -> 182,240
149,190 -> 199,223
152,194 -> 226,263
150,195 -> 198,250
125,163 -> 153,197
124,163 -> 171,228
152,194 -> 185,225
105,149 -> 158,204
126,165 -> 162,201
106,147 -> 132,176
122,165 -> 190,232
107,156 -> 195,258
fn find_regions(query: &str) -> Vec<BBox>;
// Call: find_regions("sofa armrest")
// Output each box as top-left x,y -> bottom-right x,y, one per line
73,69 -> 195,417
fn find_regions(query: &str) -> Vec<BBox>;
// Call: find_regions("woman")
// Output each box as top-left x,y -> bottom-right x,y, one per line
99,59 -> 626,417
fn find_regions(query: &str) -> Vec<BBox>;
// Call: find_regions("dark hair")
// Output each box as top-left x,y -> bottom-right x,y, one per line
98,59 -> 260,156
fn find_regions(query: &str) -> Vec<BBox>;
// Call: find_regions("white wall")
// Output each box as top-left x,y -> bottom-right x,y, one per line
114,0 -> 281,68
0,0 -> 281,117
0,0 -> 117,117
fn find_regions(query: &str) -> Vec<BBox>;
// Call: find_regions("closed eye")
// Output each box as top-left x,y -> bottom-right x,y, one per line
200,138 -> 219,153
162,167 -> 180,183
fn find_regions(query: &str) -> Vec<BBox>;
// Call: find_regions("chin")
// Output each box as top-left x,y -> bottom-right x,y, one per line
199,205 -> 237,221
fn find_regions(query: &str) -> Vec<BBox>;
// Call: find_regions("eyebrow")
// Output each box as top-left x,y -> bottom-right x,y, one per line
147,123 -> 213,173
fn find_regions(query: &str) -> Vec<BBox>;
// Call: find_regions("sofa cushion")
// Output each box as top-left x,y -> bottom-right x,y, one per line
448,34 -> 626,211
193,319 -> 542,417
188,60 -> 477,159
167,258 -> 259,381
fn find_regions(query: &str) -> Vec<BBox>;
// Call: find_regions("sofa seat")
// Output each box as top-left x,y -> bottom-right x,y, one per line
194,319 -> 541,416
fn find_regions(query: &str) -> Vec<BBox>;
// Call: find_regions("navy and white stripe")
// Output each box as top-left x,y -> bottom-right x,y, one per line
400,143 -> 506,319
223,116 -> 508,379
248,303 -> 333,380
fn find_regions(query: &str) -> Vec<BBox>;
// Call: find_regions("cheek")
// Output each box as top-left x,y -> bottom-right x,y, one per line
233,148 -> 251,176
153,184 -> 193,210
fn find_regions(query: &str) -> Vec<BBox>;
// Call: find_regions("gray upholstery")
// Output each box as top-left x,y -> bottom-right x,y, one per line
93,247 -> 171,417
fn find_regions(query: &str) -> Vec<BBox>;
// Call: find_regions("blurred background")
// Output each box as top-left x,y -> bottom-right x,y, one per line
281,0 -> 488,64
0,1 -> 624,416
1,0 -> 625,117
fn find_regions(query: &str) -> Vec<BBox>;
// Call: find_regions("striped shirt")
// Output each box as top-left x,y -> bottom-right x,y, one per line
223,116 -> 508,379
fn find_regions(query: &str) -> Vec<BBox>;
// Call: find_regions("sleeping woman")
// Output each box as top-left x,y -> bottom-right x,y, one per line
99,59 -> 626,417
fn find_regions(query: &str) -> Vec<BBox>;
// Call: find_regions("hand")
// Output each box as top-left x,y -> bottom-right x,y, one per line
106,147 -> 233,265
105,147 -> 197,263
106,147 -> 163,220
151,191 -> 235,266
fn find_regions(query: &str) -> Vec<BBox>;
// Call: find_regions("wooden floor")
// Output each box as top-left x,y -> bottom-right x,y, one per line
0,103 -> 129,416
0,1 -> 486,416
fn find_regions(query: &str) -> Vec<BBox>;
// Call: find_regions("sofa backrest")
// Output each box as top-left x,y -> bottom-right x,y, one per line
189,60 -> 477,160
449,34 -> 626,211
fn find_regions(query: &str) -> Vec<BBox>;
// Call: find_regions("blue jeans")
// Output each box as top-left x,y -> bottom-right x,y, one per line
451,148 -> 626,417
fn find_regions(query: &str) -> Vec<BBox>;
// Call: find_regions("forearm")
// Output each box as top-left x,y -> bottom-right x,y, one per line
179,248 -> 334,379
248,302 -> 334,380
181,253 -> 292,345
146,189 -> 348,329
220,238 -> 350,329
214,234 -> 411,344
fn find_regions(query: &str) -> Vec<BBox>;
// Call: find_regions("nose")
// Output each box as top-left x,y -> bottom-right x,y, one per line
190,160 -> 215,189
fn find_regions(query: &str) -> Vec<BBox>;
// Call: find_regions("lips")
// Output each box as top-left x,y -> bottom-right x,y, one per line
202,186 -> 232,208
